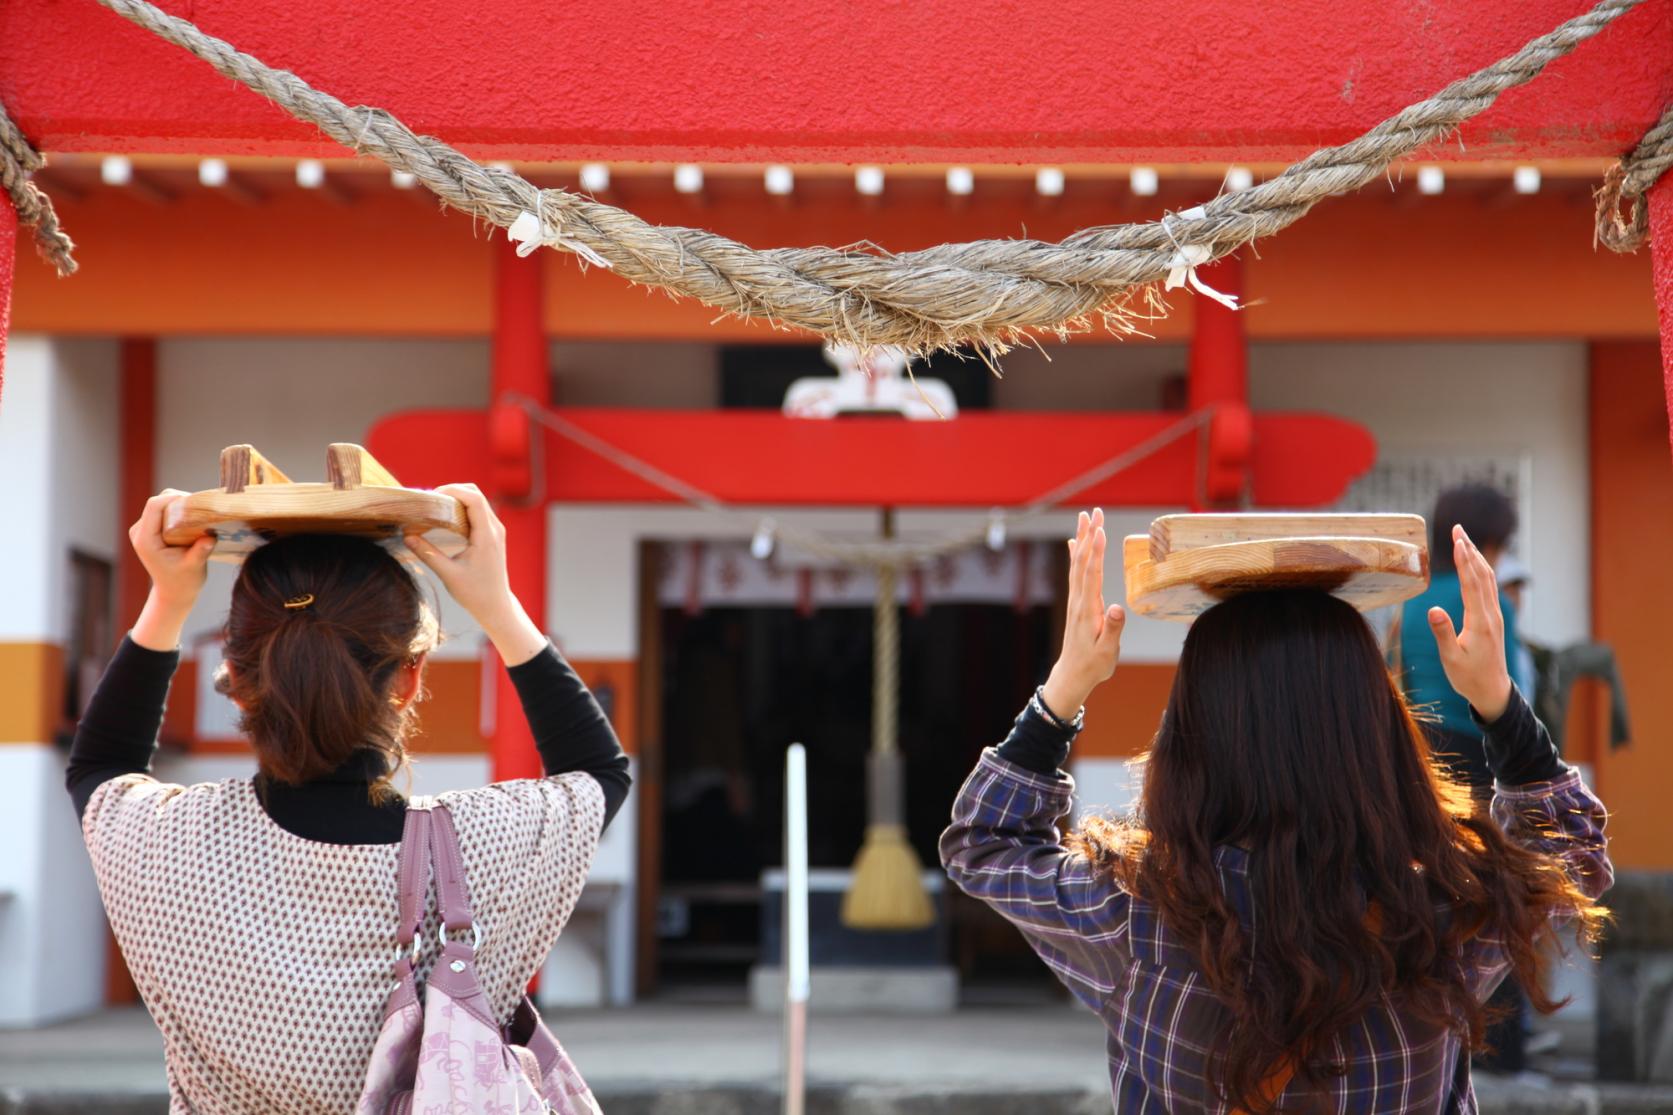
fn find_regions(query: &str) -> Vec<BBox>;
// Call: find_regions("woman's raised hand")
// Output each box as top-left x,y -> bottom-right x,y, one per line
1427,524 -> 1514,722
1040,508 -> 1126,721
404,484 -> 548,666
128,490 -> 217,651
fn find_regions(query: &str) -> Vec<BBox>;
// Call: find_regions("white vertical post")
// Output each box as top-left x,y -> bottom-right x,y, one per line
783,743 -> 810,1115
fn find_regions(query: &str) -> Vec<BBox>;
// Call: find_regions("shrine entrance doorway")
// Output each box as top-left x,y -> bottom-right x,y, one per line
646,539 -> 1064,999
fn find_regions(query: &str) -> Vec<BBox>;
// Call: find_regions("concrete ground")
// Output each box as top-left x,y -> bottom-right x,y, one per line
4,1005 -> 1673,1114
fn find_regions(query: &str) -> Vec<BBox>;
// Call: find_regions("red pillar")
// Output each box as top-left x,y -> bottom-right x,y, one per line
1650,177 -> 1673,457
0,195 -> 15,403
488,238 -> 548,782
1186,255 -> 1252,507
116,339 -> 157,632
105,338 -> 157,1007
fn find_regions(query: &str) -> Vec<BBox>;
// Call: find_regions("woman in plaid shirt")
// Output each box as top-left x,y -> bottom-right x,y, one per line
941,510 -> 1610,1115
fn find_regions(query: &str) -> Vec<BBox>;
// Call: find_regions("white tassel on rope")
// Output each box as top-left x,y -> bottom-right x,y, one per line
1162,206 -> 1239,311
507,209 -> 613,269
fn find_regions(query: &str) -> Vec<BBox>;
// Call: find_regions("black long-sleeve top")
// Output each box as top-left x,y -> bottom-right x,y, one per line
66,636 -> 632,844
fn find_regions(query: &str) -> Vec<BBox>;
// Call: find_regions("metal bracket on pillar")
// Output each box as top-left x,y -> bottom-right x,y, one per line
1199,402 -> 1253,507
488,399 -> 538,506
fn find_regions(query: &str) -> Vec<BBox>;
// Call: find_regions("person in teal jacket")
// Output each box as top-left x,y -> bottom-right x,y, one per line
1398,484 -> 1524,792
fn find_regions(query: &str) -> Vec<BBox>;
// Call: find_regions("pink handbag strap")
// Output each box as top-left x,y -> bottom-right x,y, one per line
393,802 -> 477,949
394,805 -> 432,955
428,804 -> 476,934
384,799 -> 584,1098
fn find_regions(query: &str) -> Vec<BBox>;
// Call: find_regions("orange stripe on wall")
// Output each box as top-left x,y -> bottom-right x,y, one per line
159,654 -> 637,757
1076,662 -> 1175,759
0,642 -> 65,744
1587,341 -> 1673,871
409,659 -> 488,754
566,659 -> 638,757
159,658 -> 198,747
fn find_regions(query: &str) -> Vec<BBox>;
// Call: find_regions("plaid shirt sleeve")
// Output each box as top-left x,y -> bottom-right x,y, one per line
939,744 -> 1132,1010
1462,761 -> 1612,1001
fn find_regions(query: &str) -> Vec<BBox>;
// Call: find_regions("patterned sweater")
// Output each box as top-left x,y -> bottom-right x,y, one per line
70,637 -> 625,1114
83,772 -> 604,1114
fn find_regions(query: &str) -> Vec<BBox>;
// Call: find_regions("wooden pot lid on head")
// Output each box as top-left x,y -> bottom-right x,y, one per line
161,443 -> 470,561
1123,513 -> 1429,622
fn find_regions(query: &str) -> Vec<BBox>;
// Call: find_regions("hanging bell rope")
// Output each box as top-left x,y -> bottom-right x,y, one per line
842,523 -> 936,931
86,0 -> 1653,358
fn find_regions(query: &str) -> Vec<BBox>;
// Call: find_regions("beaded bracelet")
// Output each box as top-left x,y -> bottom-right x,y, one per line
1030,686 -> 1086,734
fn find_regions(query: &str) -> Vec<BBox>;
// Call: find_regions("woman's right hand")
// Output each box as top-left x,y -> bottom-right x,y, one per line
1427,524 -> 1514,722
404,484 -> 548,666
129,489 -> 217,651
1040,508 -> 1125,721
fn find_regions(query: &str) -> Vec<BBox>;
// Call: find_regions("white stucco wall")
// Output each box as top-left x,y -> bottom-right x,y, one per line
0,339 -> 68,641
0,335 -> 121,1027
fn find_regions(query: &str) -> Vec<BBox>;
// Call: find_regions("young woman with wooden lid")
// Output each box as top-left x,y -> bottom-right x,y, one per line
68,484 -> 628,1113
941,509 -> 1609,1114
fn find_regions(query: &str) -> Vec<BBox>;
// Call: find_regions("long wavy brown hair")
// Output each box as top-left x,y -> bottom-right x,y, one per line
1071,589 -> 1606,1113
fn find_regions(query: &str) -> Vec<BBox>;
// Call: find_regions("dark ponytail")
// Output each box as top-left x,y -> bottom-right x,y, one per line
222,534 -> 439,799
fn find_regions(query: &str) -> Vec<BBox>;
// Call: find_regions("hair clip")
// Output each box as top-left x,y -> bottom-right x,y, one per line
283,593 -> 316,611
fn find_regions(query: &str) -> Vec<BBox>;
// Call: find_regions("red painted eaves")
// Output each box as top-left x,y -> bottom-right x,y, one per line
1,0 -> 1668,162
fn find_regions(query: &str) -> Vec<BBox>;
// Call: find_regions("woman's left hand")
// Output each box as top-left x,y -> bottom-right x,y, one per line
1427,523 -> 1514,722
405,483 -> 549,666
1040,508 -> 1125,720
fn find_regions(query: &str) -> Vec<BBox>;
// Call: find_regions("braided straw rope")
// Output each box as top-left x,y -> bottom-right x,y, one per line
0,108 -> 76,275
1596,100 -> 1673,253
94,0 -> 1649,357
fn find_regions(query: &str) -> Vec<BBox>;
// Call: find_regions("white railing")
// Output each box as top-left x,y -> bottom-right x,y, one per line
782,743 -> 810,1115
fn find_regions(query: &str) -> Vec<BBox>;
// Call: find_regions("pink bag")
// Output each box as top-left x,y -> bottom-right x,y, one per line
357,801 -> 601,1115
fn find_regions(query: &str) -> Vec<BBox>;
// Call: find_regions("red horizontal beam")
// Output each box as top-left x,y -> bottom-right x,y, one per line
365,408 -> 1376,508
3,1 -> 1669,162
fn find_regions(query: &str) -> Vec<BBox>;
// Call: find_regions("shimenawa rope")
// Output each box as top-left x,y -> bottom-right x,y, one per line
0,110 -> 76,275
1596,100 -> 1673,253
82,0 -> 1655,357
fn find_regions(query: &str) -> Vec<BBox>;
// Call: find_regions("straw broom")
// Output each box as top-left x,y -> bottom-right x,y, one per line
841,513 -> 935,931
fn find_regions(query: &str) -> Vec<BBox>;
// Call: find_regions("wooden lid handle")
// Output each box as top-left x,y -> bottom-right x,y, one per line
219,445 -> 292,494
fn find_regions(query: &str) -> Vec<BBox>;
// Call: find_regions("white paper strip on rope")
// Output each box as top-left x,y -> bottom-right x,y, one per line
655,540 -> 1057,612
